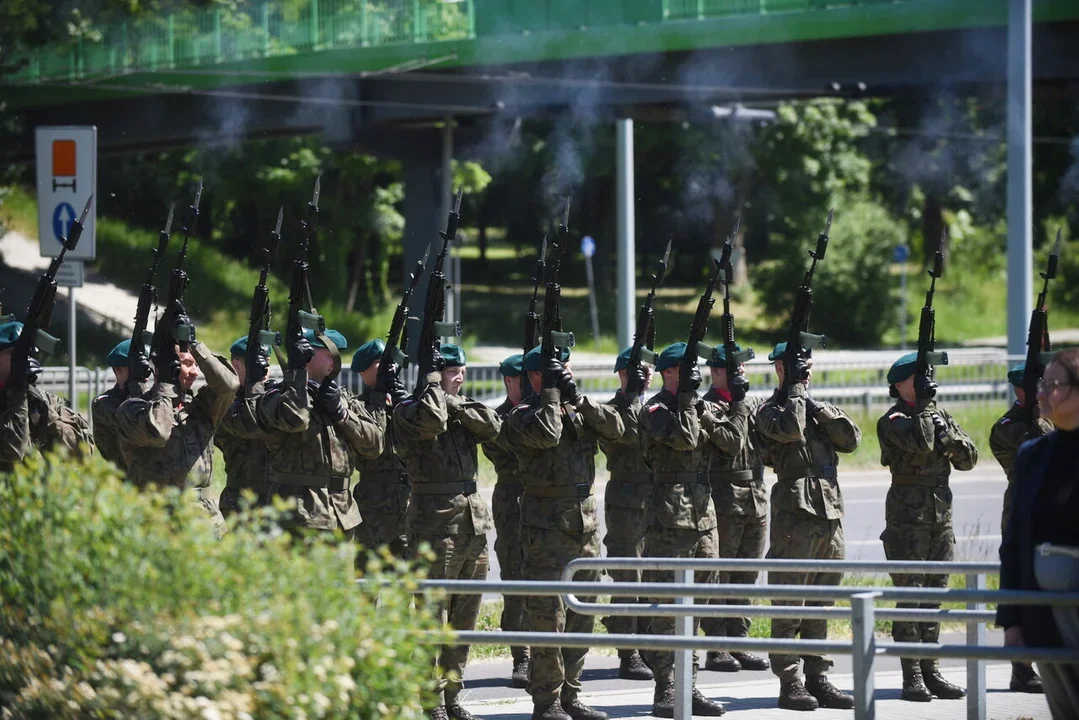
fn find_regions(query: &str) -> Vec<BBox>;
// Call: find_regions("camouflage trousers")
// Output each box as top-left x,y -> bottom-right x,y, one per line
410,532 -> 489,704
354,478 -> 409,557
642,525 -> 720,683
492,482 -> 528,662
766,508 -> 844,684
521,525 -> 601,706
601,503 -> 651,640
702,512 -> 767,639
881,520 -> 954,652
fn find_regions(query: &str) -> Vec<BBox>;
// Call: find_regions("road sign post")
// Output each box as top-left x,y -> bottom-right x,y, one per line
581,235 -> 600,345
893,244 -> 910,350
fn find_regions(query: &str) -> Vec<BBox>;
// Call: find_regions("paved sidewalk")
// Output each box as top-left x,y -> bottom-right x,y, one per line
460,663 -> 1047,719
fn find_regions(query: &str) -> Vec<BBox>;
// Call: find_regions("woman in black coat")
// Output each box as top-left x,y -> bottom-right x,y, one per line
999,348 -> 1079,718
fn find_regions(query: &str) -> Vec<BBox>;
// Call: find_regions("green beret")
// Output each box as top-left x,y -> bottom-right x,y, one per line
0,321 -> 22,352
440,343 -> 466,367
655,342 -> 687,372
230,335 -> 270,359
523,345 -> 571,372
303,328 -> 348,351
106,339 -> 151,368
706,342 -> 746,369
768,342 -> 814,362
887,352 -> 918,386
351,339 -> 386,372
499,353 -> 524,377
614,347 -> 633,373
1007,363 -> 1026,387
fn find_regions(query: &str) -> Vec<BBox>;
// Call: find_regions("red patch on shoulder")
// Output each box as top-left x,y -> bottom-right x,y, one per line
648,403 -> 664,414
999,417 -> 1011,425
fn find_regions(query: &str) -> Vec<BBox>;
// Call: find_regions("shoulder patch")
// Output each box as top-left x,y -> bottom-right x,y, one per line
888,412 -> 905,420
999,417 -> 1011,425
648,403 -> 665,414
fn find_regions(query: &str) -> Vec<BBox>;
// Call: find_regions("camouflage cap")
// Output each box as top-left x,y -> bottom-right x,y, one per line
1007,362 -> 1026,387
0,321 -> 22,352
887,351 -> 918,386
303,328 -> 348,351
655,342 -> 687,372
230,335 -> 270,359
767,341 -> 814,362
351,339 -> 386,372
523,344 -> 571,372
107,338 -> 152,368
499,353 -> 524,377
440,343 -> 466,368
614,347 -> 633,373
706,343 -> 748,369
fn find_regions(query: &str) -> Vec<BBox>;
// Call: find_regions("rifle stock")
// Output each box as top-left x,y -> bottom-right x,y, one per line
129,205 -> 173,382
1022,229 -> 1062,420
286,176 -> 330,372
415,186 -> 463,389
626,239 -> 671,395
540,199 -> 575,367
913,230 -> 949,399
520,236 -> 547,394
245,206 -> 284,392
382,245 -> 429,371
719,219 -> 755,383
781,209 -> 832,393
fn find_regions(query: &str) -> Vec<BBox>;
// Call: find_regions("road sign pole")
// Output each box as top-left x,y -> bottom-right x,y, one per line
68,286 -> 77,412
1007,0 -> 1033,357
900,263 -> 908,351
584,254 -> 600,344
616,118 -> 635,350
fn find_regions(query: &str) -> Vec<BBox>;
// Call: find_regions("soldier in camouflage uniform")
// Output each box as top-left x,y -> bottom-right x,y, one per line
757,342 -> 860,712
598,347 -> 654,682
351,339 -> 410,557
699,343 -> 770,674
989,363 -> 1050,694
638,342 -> 726,718
215,336 -> 274,516
393,344 -> 499,720
878,352 -> 977,702
116,310 -> 237,539
92,339 -> 140,471
254,327 -> 386,537
500,345 -> 622,720
481,354 -> 531,688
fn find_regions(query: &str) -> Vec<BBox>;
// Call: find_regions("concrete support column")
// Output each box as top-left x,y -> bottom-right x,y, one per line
1007,0 -> 1033,357
616,119 -> 635,350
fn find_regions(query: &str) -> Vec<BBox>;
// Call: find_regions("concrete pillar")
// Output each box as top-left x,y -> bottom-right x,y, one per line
1007,0 -> 1033,357
616,119 -> 636,350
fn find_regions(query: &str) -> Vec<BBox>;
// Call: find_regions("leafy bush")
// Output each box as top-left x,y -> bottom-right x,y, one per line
753,195 -> 905,346
0,452 -> 444,719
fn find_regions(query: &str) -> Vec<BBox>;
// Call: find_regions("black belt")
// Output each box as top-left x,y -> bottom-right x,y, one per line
709,470 -> 756,487
495,477 -> 523,490
775,465 -> 838,482
653,471 -> 708,485
892,473 -> 949,488
363,471 -> 408,485
523,483 -> 593,499
411,480 -> 478,495
269,471 -> 349,492
610,471 -> 653,484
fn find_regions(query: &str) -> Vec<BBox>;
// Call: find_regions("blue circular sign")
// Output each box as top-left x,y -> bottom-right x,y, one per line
892,244 -> 910,263
581,235 -> 596,259
52,202 -> 76,242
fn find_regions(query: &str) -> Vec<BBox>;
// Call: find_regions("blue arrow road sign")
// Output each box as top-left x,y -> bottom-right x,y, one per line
52,202 -> 76,242
892,244 -> 910,263
581,235 -> 596,259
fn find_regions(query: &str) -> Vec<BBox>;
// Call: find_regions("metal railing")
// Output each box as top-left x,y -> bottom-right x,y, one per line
404,558 -> 1079,720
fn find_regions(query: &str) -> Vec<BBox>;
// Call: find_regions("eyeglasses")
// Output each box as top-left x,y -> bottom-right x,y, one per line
1038,378 -> 1076,392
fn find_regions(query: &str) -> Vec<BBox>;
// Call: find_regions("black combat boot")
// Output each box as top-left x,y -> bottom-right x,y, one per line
691,687 -> 726,716
511,650 -> 530,689
618,650 -> 654,681
1010,662 -> 1044,693
531,700 -> 571,720
561,696 -> 608,720
900,659 -> 932,702
806,674 -> 855,709
778,680 -> 819,711
428,706 -> 450,720
651,681 -> 676,718
731,651 -> 770,671
921,660 -> 966,699
447,700 -> 485,720
704,651 -> 741,672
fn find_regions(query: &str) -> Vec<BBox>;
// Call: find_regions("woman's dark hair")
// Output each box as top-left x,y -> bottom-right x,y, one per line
1049,348 -> 1079,387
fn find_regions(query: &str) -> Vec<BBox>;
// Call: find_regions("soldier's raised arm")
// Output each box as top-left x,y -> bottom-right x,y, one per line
502,387 -> 562,450
188,342 -> 240,428
813,399 -> 861,454
115,381 -> 178,448
704,399 -> 749,458
937,408 -> 978,471
339,392 -> 386,460
877,402 -> 935,461
447,392 -> 501,443
393,371 -> 449,445
757,382 -> 807,445
256,366 -> 311,433
640,390 -> 700,451
0,386 -> 31,463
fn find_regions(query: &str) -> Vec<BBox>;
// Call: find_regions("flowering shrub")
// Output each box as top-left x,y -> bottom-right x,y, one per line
0,452 -> 445,719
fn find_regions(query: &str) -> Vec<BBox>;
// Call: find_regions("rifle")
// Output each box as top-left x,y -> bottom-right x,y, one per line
718,219 -> 756,386
245,206 -> 284,394
1022,229 -> 1062,421
381,244 -> 429,372
150,180 -> 202,377
539,199 -> 575,371
521,236 -> 547,394
913,229 -> 949,400
129,206 -> 173,387
285,176 -> 331,374
414,186 -> 463,392
11,195 -> 90,377
680,251 -> 723,386
625,239 -> 672,395
780,209 -> 832,394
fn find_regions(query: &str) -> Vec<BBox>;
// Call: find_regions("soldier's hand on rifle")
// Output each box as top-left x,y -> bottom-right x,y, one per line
287,331 -> 314,371
316,378 -> 348,423
558,367 -> 581,405
679,358 -> 701,394
131,350 -> 154,385
251,353 -> 270,383
729,373 -> 749,403
931,412 -> 950,448
805,394 -> 825,417
626,363 -> 646,396
916,375 -> 938,400
795,358 -> 812,384
543,358 -> 564,389
154,345 -> 181,384
374,361 -> 397,395
8,354 -> 40,390
391,372 -> 409,406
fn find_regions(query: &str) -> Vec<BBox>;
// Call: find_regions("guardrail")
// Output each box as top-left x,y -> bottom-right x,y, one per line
399,558 -> 1079,720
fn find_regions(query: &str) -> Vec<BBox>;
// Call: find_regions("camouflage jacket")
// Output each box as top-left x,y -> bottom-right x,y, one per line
214,381 -> 274,493
702,388 -> 767,518
989,402 -> 1052,483
483,398 -> 521,485
92,385 -> 127,470
355,387 -> 408,485
757,383 -> 861,520
393,374 -> 497,536
600,390 -> 652,511
877,399 -> 978,525
638,387 -> 716,532
501,387 -> 624,534
29,386 -> 93,459
255,368 -> 386,531
0,385 -> 31,471
116,342 -> 238,490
